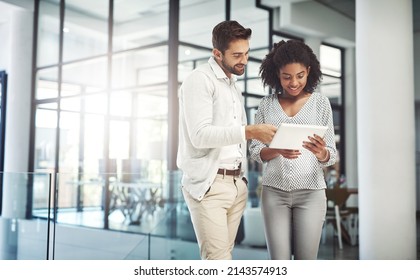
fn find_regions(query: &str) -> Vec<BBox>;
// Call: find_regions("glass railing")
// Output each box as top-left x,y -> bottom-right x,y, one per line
148,202 -> 200,260
0,172 -> 52,260
0,170 -> 195,260
1,170 -> 288,260
0,171 -> 362,260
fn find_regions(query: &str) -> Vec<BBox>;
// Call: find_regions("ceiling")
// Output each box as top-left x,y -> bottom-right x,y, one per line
1,0 -> 419,40
314,0 -> 355,19
314,0 -> 420,32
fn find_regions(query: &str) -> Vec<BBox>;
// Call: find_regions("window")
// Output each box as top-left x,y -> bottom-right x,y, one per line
31,0 -> 348,236
320,43 -> 345,177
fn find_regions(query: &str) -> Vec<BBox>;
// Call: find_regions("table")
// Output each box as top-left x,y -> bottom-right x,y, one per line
109,181 -> 163,225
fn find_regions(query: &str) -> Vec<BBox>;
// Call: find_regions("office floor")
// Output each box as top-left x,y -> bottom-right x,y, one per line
317,233 -> 359,260
34,207 -> 419,260
316,213 -> 420,260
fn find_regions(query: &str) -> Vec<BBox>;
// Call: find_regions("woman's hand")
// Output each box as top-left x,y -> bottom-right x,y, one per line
302,134 -> 329,162
260,147 -> 301,161
273,149 -> 301,159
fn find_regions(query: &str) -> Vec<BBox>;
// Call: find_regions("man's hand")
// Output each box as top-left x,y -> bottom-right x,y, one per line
245,124 -> 277,144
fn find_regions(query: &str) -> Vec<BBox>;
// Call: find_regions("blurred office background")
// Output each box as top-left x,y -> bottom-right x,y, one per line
0,0 -> 418,260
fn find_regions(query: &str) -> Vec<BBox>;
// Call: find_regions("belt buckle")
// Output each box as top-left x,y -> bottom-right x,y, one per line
222,168 -> 229,177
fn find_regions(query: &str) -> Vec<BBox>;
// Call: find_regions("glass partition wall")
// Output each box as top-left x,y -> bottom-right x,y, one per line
33,0 -> 171,232
30,0 -> 345,252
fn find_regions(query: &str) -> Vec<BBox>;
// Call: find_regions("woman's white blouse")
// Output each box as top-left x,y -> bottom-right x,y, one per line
249,92 -> 337,192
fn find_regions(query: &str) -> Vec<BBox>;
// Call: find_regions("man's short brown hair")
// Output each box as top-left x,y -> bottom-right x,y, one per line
212,20 -> 252,53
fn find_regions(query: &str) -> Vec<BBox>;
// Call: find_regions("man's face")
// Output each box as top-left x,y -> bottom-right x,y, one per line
215,39 -> 249,77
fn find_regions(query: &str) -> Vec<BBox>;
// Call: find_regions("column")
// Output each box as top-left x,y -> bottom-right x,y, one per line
344,47 -> 358,188
356,0 -> 416,259
2,9 -> 33,218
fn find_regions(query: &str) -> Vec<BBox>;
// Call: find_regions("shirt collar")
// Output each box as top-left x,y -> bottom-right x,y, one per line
208,56 -> 237,83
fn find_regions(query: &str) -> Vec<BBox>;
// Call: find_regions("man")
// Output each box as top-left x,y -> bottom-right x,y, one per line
177,20 -> 277,260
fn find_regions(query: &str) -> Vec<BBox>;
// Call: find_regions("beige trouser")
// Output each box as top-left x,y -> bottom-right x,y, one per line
182,174 -> 248,260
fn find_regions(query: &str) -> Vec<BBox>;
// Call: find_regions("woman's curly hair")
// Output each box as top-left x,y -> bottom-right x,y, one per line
259,39 -> 322,94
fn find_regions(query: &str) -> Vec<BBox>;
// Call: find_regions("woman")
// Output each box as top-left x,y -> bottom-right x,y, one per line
249,40 -> 337,260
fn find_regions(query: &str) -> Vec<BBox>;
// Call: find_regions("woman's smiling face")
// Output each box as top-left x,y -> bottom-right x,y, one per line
279,63 -> 310,97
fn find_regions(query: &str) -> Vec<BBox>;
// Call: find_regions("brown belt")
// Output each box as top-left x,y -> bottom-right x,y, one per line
217,163 -> 241,176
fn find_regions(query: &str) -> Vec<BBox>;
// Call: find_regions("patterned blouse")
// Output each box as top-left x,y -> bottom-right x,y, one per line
249,92 -> 337,192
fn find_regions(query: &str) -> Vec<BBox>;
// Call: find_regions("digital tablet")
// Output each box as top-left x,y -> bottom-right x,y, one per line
269,123 -> 328,150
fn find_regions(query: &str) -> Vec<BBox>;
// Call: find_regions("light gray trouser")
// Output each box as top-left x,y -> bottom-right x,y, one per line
261,186 -> 326,260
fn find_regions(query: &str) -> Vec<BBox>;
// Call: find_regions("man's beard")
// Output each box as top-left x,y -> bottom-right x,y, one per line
221,59 -> 245,76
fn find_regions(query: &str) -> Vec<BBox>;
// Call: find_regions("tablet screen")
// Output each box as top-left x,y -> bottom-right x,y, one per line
269,123 -> 328,150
